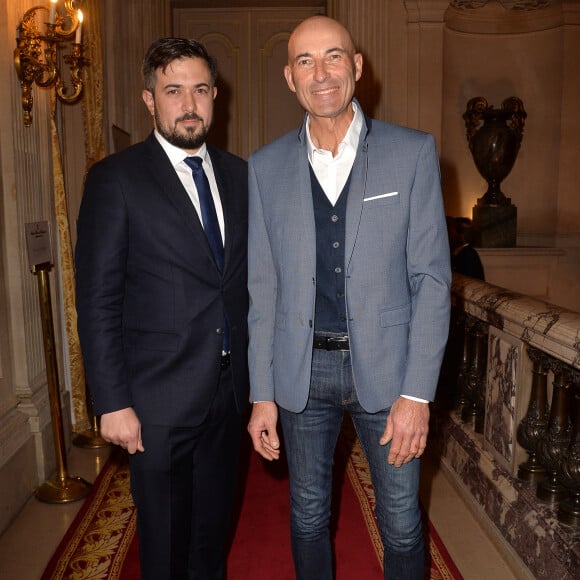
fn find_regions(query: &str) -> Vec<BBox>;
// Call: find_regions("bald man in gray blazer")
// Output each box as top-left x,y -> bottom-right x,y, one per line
246,16 -> 451,580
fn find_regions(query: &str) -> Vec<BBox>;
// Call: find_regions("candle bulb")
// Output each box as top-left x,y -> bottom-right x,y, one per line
49,0 -> 57,24
75,10 -> 83,44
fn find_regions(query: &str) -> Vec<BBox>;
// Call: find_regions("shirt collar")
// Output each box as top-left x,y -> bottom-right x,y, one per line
154,129 -> 208,168
306,101 -> 363,163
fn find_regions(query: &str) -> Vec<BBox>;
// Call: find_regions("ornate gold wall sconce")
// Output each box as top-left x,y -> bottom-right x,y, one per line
14,0 -> 88,126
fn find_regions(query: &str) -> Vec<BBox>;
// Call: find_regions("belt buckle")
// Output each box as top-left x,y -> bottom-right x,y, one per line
313,334 -> 349,351
328,336 -> 349,350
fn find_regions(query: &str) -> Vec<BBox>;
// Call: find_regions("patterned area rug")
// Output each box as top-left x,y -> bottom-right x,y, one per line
41,449 -> 138,580
42,429 -> 462,579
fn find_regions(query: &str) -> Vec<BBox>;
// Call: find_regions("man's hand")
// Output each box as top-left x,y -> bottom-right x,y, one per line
247,401 -> 280,461
380,397 -> 429,467
100,407 -> 144,454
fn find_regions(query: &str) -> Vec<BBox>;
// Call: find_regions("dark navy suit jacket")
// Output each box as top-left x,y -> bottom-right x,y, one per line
75,133 -> 249,427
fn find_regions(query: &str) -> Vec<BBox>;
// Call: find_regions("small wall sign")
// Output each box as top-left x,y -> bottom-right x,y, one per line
25,221 -> 52,269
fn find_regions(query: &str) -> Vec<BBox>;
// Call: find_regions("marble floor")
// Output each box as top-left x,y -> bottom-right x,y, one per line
0,442 -> 527,580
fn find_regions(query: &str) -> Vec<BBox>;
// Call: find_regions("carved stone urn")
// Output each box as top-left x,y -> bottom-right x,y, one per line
464,96 -> 526,206
463,96 -> 527,247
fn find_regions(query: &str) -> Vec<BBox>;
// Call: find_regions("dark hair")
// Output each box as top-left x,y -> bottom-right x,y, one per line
142,38 -> 218,92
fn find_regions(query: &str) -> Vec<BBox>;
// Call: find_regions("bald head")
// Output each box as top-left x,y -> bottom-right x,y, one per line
287,16 -> 357,65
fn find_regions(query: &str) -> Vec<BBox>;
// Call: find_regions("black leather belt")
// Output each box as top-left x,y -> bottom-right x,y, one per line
221,353 -> 231,369
313,334 -> 350,351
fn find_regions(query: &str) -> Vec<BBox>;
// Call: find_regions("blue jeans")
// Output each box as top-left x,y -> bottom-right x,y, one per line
279,346 -> 424,580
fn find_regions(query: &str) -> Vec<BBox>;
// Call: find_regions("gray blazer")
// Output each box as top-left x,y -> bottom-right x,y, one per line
247,108 -> 451,413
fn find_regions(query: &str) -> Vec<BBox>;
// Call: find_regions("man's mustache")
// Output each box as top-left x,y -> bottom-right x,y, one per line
176,114 -> 204,123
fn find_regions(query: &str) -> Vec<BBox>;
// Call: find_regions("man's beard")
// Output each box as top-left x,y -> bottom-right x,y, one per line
156,112 -> 210,150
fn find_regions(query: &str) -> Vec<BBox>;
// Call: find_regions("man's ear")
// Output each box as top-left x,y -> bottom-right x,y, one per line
284,65 -> 297,93
142,90 -> 155,116
354,53 -> 363,82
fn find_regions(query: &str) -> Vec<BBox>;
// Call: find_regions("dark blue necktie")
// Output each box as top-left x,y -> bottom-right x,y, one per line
184,156 -> 229,352
184,156 -> 224,272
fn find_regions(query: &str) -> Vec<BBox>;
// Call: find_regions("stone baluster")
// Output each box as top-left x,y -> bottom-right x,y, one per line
454,312 -> 471,411
536,364 -> 573,503
438,308 -> 469,411
517,347 -> 550,482
461,319 -> 488,433
557,375 -> 580,526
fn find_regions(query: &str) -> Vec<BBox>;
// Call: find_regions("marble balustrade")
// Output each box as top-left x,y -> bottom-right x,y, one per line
435,273 -> 580,579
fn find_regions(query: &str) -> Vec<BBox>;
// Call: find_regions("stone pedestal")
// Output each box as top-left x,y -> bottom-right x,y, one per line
472,204 -> 517,248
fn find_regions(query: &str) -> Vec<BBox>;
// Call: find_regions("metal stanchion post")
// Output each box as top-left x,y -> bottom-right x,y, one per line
33,263 -> 92,503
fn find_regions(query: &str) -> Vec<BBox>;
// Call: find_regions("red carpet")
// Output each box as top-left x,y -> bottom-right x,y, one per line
42,425 -> 462,579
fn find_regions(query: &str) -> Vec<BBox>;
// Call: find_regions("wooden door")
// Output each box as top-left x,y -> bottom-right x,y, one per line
173,7 -> 324,159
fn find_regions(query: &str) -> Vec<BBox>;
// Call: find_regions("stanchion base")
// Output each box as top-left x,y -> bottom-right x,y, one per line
35,475 -> 92,504
73,429 -> 110,449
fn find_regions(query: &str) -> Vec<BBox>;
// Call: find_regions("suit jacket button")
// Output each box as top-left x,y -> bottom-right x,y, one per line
216,328 -> 223,335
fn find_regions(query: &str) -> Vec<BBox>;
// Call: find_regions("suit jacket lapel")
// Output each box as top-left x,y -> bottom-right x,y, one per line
143,134 -> 220,271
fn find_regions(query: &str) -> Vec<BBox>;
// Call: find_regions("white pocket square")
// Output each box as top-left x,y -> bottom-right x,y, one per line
363,191 -> 398,202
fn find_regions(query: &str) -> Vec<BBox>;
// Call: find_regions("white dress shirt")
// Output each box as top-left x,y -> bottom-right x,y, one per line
306,101 -> 363,206
154,130 -> 225,243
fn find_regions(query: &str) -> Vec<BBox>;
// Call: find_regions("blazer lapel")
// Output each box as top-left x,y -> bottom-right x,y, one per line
345,139 -> 368,268
289,128 -> 317,270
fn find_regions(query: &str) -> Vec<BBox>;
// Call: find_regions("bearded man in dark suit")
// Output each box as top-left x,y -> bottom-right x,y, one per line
75,38 -> 248,580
